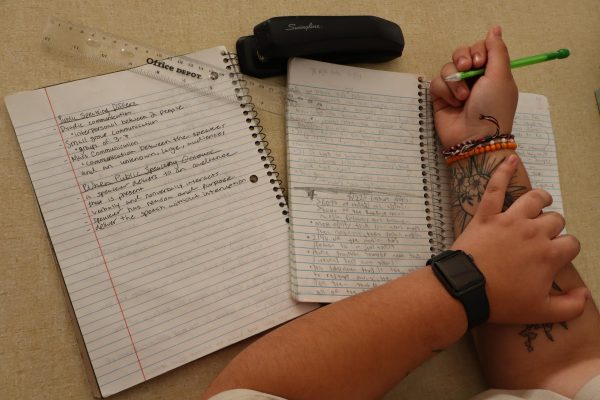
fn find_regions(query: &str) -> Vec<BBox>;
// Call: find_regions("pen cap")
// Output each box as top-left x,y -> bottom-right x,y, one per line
556,48 -> 570,59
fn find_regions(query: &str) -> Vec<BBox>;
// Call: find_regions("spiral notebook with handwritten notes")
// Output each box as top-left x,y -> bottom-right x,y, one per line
5,47 -> 317,397
286,58 -> 564,303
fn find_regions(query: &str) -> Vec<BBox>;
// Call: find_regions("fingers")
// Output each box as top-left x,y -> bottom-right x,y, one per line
442,61 -> 470,102
540,286 -> 589,323
452,40 -> 487,70
430,72 -> 463,111
470,40 -> 487,68
445,41 -> 487,102
549,234 -> 581,267
484,25 -> 512,80
431,26 -> 512,113
508,189 -> 553,218
476,155 -> 519,217
535,211 -> 566,238
430,63 -> 469,111
452,45 -> 473,71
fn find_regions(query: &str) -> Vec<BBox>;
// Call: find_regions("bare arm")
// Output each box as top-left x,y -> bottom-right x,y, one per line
203,266 -> 467,400
202,154 -> 586,399
431,26 -> 600,398
460,152 -> 600,397
202,26 -> 589,400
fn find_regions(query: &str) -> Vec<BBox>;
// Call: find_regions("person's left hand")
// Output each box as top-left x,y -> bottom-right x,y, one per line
450,155 -> 588,324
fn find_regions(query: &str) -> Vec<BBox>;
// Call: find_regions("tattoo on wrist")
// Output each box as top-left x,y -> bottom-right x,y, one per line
519,282 -> 569,352
450,152 -> 527,231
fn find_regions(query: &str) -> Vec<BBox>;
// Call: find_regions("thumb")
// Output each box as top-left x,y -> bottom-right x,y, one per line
484,25 -> 512,80
542,286 -> 590,322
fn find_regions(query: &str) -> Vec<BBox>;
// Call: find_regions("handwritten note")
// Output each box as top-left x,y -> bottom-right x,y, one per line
6,47 -> 315,397
286,58 -> 431,303
286,60 -> 565,303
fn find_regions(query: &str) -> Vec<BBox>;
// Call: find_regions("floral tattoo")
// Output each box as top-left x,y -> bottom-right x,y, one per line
449,117 -> 566,352
450,152 -> 527,231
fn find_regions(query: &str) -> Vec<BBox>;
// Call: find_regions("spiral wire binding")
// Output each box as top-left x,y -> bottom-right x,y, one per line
224,51 -> 289,222
417,78 -> 446,256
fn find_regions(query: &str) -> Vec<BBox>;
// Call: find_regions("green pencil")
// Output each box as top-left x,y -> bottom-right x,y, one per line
443,48 -> 570,81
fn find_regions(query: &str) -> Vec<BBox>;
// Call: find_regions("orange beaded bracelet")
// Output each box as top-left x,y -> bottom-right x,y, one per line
442,114 -> 519,165
445,139 -> 517,165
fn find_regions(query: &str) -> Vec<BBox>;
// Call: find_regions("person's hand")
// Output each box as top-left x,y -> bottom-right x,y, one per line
430,26 -> 518,149
451,155 -> 589,324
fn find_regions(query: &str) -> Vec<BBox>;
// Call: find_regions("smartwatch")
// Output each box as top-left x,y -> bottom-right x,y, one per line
426,250 -> 490,328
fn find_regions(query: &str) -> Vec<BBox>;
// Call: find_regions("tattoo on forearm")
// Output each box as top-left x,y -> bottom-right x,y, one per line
519,323 -> 569,352
519,283 -> 568,352
450,152 -> 527,231
450,144 -> 567,352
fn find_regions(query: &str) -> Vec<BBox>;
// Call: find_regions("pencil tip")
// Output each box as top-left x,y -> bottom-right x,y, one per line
443,73 -> 461,82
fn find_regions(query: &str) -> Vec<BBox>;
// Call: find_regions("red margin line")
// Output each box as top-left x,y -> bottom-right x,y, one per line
44,88 -> 147,381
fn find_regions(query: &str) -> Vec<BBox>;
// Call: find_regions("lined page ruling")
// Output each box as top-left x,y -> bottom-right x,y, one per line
5,47 -> 315,397
513,93 -> 564,216
286,58 -> 430,303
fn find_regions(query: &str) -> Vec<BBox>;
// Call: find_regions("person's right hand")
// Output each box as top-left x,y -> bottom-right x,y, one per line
451,155 -> 589,325
430,26 -> 518,149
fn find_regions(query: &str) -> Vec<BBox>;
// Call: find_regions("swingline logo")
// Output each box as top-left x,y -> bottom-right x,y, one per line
285,23 -> 322,31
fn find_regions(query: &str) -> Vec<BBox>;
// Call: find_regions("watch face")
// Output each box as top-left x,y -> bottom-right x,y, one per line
439,252 -> 483,291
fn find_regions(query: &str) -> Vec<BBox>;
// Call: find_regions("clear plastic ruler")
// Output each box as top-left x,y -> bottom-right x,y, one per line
42,17 -> 296,116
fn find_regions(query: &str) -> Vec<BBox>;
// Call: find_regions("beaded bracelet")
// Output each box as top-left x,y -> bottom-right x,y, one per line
445,138 -> 517,165
442,133 -> 515,158
442,115 -> 518,165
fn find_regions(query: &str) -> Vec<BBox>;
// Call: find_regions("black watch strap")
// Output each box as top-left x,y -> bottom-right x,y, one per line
458,283 -> 490,329
427,250 -> 490,329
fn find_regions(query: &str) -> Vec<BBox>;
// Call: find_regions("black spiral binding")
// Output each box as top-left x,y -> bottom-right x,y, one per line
224,50 -> 289,222
417,77 -> 446,257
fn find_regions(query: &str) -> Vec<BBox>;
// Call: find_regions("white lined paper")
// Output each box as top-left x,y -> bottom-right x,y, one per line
6,47 -> 315,397
286,59 -> 564,303
286,58 -> 430,303
513,93 -> 564,215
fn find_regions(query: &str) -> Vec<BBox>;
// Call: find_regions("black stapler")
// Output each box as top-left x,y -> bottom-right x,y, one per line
236,16 -> 405,78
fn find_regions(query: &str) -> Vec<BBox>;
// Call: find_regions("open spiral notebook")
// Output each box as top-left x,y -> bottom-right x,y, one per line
5,47 -> 564,395
5,47 -> 317,397
286,58 -> 564,303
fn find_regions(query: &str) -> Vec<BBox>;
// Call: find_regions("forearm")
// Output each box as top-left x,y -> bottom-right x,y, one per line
473,266 -> 600,396
203,267 -> 466,400
450,149 -> 529,233
431,25 -> 600,397
451,149 -> 600,396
